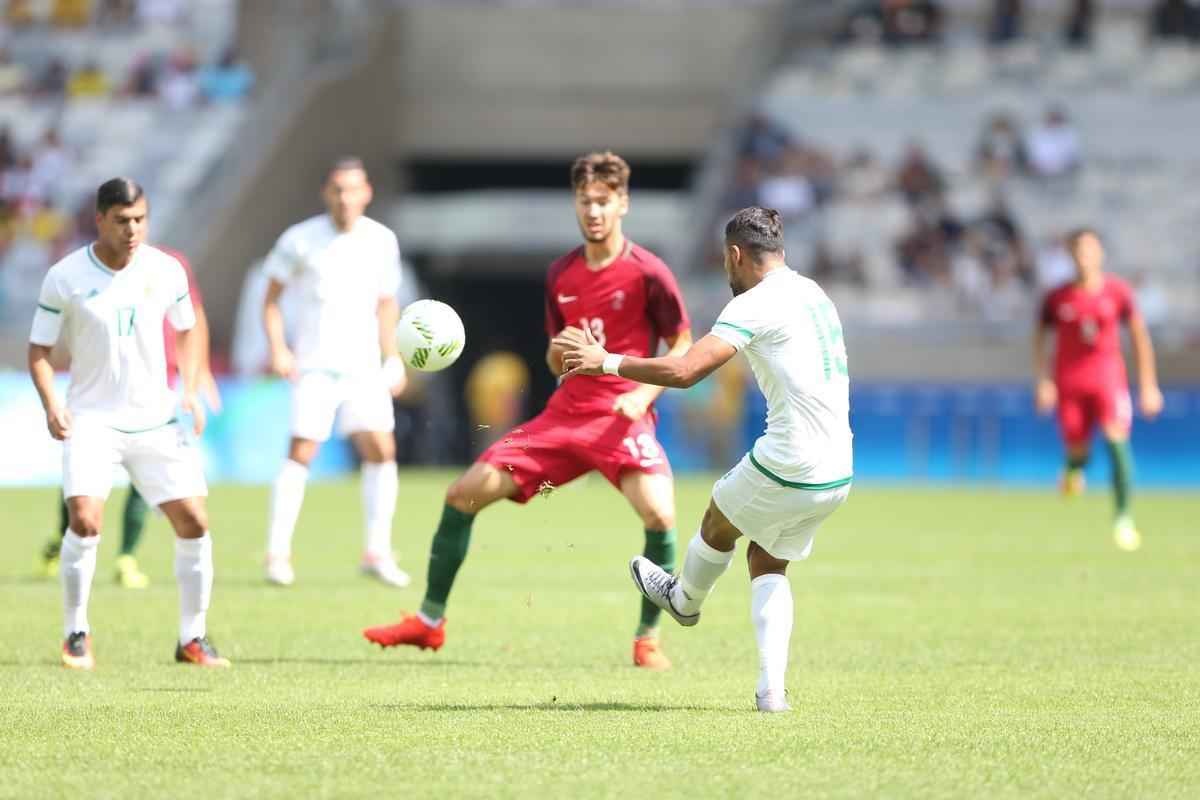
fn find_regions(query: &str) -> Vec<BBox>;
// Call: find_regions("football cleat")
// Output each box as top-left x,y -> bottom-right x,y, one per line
175,636 -> 231,667
61,632 -> 95,671
629,556 -> 699,627
36,538 -> 62,579
755,690 -> 792,713
359,553 -> 411,588
114,555 -> 149,589
632,636 -> 672,671
1113,517 -> 1142,552
363,614 -> 445,651
1059,468 -> 1086,498
265,554 -> 295,586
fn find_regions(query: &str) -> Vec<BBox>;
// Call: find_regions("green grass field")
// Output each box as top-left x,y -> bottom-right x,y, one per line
1,472 -> 1198,799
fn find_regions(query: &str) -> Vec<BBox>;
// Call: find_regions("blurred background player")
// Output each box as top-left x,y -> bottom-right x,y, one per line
261,157 -> 409,587
364,151 -> 692,670
557,207 -> 853,712
28,178 -> 227,669
1034,228 -> 1163,552
36,246 -> 219,589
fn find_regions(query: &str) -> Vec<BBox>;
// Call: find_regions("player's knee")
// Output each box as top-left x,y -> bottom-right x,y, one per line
174,505 -> 209,539
640,506 -> 675,533
445,478 -> 478,514
70,512 -> 103,538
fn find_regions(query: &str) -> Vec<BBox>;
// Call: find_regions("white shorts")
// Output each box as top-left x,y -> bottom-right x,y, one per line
711,453 -> 851,561
63,419 -> 208,508
290,369 -> 395,442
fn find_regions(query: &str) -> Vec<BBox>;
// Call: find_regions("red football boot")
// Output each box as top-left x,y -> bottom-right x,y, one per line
363,613 -> 445,651
633,635 -> 672,671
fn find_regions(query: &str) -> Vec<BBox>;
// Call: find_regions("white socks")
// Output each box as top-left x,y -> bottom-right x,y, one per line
751,573 -> 793,698
175,533 -> 213,645
267,459 -> 308,557
361,460 -> 398,558
60,530 -> 99,636
670,532 -> 735,615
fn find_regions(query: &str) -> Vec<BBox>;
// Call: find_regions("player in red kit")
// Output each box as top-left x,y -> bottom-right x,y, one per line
1034,229 -> 1163,551
364,152 -> 692,668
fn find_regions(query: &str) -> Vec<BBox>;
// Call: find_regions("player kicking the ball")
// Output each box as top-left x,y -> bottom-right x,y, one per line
364,151 -> 692,669
1034,228 -> 1162,551
29,178 -> 228,669
557,207 -> 853,711
262,157 -> 409,587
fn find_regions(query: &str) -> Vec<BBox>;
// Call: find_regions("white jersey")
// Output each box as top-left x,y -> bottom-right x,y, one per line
263,214 -> 401,376
30,243 -> 195,432
709,267 -> 853,487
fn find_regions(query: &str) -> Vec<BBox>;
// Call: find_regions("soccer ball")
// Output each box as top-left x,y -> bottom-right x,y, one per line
396,299 -> 466,372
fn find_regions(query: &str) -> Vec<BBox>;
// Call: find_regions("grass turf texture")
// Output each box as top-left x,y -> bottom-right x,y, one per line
1,472 -> 1198,799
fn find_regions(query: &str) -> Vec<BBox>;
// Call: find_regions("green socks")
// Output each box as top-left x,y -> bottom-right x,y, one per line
636,528 -> 677,637
1106,439 -> 1134,519
121,488 -> 149,556
1066,453 -> 1088,471
419,504 -> 475,621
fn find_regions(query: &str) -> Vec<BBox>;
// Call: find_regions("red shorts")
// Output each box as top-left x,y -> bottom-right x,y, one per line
1057,383 -> 1132,447
479,407 -> 672,504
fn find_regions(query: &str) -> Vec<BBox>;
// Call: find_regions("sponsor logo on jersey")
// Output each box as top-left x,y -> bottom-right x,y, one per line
611,290 -> 626,310
558,294 -> 578,304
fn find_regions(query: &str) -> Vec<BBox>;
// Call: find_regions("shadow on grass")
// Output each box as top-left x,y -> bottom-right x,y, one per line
133,687 -> 213,693
235,657 -> 485,667
371,702 -> 741,713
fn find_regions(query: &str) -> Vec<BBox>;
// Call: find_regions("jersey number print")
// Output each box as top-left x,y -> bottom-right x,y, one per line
808,302 -> 848,380
579,316 -> 606,347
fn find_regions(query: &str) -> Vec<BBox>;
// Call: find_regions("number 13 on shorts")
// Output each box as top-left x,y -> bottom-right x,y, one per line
622,433 -> 663,467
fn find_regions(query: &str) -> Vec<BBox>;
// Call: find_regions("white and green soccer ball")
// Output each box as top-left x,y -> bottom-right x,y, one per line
395,299 -> 466,372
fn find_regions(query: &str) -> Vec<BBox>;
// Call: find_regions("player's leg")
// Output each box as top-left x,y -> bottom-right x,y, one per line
746,541 -> 792,713
35,491 -> 68,578
1056,390 -> 1091,497
349,430 -> 407,586
1100,387 -> 1139,550
114,487 -> 150,588
618,471 -> 678,669
160,497 -> 228,667
265,371 -> 339,584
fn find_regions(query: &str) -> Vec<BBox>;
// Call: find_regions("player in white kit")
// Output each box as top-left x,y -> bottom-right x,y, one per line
556,207 -> 852,712
262,158 -> 409,587
28,178 -> 229,669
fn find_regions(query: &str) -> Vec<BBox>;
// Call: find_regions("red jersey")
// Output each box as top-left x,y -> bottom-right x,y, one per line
1040,275 -> 1136,390
544,241 -> 689,416
160,248 -> 203,388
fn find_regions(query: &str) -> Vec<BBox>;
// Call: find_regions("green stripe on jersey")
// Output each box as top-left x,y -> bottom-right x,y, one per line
749,450 -> 852,490
37,303 -> 62,314
109,417 -> 178,434
175,291 -> 190,302
86,245 -> 117,276
714,321 -> 754,340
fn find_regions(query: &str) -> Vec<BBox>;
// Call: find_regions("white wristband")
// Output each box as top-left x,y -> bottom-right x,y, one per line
602,353 -> 624,376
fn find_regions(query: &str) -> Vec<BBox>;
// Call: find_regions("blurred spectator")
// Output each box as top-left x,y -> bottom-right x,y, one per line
67,61 -> 112,99
738,114 -> 792,164
896,196 -> 963,285
29,130 -> 70,202
126,53 -> 159,97
1034,235 -> 1076,289
0,155 -> 32,207
1063,0 -> 1094,47
97,0 -> 137,26
51,0 -> 92,27
158,50 -> 199,109
0,127 -> 14,172
758,148 -> 816,223
5,0 -> 35,27
810,240 -> 867,287
971,193 -> 1032,285
1132,270 -> 1169,327
1025,106 -> 1080,178
840,0 -> 944,46
976,113 -> 1026,180
894,141 -> 944,206
199,48 -> 255,103
33,59 -> 69,98
988,0 -> 1023,45
0,48 -> 27,95
724,159 -> 763,212
138,0 -> 187,27
840,147 -> 890,199
1150,0 -> 1200,42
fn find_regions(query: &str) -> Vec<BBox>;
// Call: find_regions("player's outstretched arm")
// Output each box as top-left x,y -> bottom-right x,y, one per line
1032,318 -> 1056,414
176,326 -> 207,436
556,327 -> 735,389
263,278 -> 295,379
1128,315 -> 1163,418
28,344 -> 71,440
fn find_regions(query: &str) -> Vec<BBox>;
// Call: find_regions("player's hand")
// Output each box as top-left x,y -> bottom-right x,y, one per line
555,325 -> 607,376
46,405 -> 71,441
1035,378 -> 1057,414
269,347 -> 296,380
383,355 -> 408,397
548,326 -> 584,375
612,390 -> 652,421
182,392 -> 207,436
1139,384 -> 1164,419
201,370 -> 223,413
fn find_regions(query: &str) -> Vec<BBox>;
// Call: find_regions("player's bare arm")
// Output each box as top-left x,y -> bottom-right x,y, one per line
1127,314 -> 1163,418
377,296 -> 407,396
557,326 -> 735,389
611,329 -> 694,420
263,278 -> 294,379
1032,319 -> 1056,413
28,343 -> 71,440
176,325 -> 207,436
190,299 -> 222,412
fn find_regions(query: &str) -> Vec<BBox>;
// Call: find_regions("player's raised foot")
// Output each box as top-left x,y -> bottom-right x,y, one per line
755,690 -> 791,714
265,554 -> 295,586
1059,468 -> 1086,498
629,556 -> 699,628
114,555 -> 149,589
1113,516 -> 1142,552
632,635 -> 671,671
61,632 -> 95,671
36,538 -> 61,579
359,553 -> 411,588
175,636 -> 231,667
363,613 -> 445,651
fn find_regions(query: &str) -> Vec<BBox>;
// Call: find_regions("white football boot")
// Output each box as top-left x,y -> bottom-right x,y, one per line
629,556 -> 699,627
360,553 -> 411,588
755,690 -> 792,713
265,555 -> 295,586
